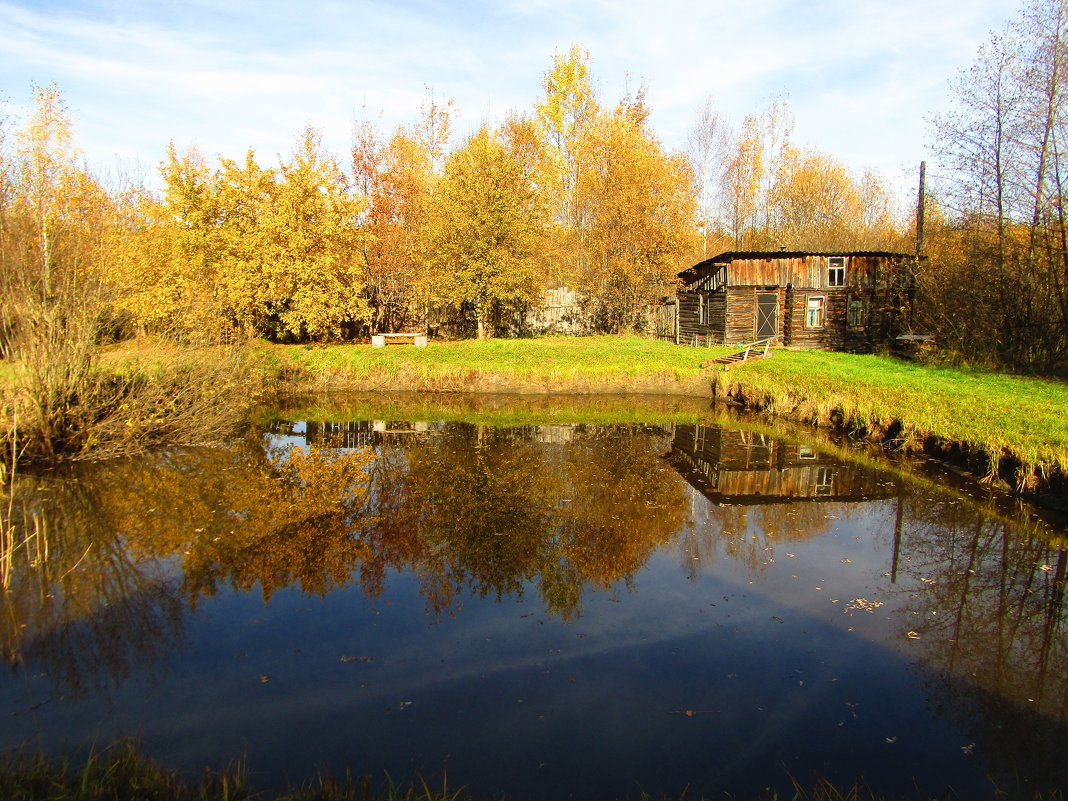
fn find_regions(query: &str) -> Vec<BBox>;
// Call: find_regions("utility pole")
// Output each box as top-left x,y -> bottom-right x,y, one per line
915,161 -> 926,256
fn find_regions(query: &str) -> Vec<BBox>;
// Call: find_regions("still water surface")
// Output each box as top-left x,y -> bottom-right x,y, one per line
1,395 -> 1066,799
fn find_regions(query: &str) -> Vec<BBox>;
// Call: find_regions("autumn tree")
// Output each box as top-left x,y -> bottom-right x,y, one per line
272,126 -> 370,340
721,113 -> 764,250
0,84 -> 120,456
772,147 -> 862,249
156,128 -> 370,342
574,90 -> 696,332
534,44 -> 599,284
686,95 -> 733,259
929,0 -> 1068,371
352,91 -> 453,333
421,126 -> 548,339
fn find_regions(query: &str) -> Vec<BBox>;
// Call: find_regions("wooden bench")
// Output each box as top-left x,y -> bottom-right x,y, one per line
371,332 -> 427,348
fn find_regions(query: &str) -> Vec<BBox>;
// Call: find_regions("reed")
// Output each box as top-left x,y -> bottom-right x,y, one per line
0,741 -> 1061,801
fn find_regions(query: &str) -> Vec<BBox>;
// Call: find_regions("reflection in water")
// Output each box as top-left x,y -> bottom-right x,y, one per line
1,473 -> 185,698
667,423 -> 900,575
287,420 -> 688,619
1,410 -> 1066,797
892,498 -> 1068,790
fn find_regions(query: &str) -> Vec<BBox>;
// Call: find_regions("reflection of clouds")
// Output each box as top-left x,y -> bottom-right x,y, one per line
264,433 -> 308,456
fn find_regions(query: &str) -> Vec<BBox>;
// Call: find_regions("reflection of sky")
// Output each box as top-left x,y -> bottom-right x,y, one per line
0,421 -> 1059,800
0,503 -> 988,799
264,432 -> 308,454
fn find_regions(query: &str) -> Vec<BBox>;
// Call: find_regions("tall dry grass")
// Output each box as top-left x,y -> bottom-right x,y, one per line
0,261 -> 263,463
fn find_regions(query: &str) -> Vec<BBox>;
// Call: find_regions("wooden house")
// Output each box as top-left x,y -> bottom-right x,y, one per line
676,251 -> 916,350
666,423 -> 895,505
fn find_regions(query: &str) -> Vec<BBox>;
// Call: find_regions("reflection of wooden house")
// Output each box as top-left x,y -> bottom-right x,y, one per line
269,420 -> 436,449
666,424 -> 894,504
676,251 -> 916,350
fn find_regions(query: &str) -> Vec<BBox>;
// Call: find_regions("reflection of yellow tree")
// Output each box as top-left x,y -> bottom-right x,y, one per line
374,425 -> 558,613
0,435 -> 376,693
361,423 -> 690,620
0,471 -> 184,697
686,501 -> 841,575
98,436 -> 375,603
558,428 -> 689,590
8,417 -> 698,685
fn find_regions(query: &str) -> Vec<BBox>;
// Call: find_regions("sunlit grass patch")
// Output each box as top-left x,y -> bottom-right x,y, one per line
273,336 -> 728,391
718,349 -> 1068,477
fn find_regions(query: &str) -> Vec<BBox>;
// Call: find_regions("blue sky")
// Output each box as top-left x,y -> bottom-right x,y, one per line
1,0 -> 1019,199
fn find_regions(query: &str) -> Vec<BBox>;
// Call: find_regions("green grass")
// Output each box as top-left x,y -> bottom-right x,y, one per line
263,337 -> 1068,479
270,336 -> 729,393
74,335 -> 1068,485
715,350 -> 1068,477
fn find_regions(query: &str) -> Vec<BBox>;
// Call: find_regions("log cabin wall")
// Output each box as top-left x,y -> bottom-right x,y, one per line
723,287 -> 786,344
678,289 -> 726,343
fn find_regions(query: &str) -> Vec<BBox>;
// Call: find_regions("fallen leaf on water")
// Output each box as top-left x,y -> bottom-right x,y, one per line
844,598 -> 883,614
885,736 -> 897,744
906,631 -> 920,639
259,674 -> 269,683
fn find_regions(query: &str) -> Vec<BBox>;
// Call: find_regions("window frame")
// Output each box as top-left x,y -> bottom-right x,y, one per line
847,298 -> 866,327
827,256 -> 846,288
805,295 -> 826,329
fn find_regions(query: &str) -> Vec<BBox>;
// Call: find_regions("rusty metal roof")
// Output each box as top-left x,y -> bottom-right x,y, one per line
679,251 -> 918,281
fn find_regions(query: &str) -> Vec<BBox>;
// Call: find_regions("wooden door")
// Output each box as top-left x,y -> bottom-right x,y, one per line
756,293 -> 778,339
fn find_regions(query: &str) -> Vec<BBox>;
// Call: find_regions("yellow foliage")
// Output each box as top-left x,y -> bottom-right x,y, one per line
574,91 -> 696,331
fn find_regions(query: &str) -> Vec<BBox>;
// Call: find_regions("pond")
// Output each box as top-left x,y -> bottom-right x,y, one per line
1,394 -> 1066,800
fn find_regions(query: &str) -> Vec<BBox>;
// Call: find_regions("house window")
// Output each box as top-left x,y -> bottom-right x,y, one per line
699,292 -> 708,325
847,298 -> 866,327
806,296 -> 826,328
828,257 -> 846,287
815,467 -> 834,496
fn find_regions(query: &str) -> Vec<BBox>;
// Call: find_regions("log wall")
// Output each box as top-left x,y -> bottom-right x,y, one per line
678,290 -> 726,344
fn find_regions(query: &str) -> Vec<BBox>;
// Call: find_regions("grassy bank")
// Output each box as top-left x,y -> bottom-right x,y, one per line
709,349 -> 1068,490
25,335 -> 1068,498
261,336 -> 724,395
0,741 -> 1061,801
1,341 -> 268,463
253,336 -> 1068,488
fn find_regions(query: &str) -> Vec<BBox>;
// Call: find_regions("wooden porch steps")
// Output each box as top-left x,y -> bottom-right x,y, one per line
701,338 -> 775,370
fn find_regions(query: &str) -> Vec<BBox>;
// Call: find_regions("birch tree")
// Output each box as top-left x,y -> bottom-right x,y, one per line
929,0 -> 1068,371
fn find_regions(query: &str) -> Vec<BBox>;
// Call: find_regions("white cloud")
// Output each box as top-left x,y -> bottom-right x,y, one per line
0,0 -> 1019,198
